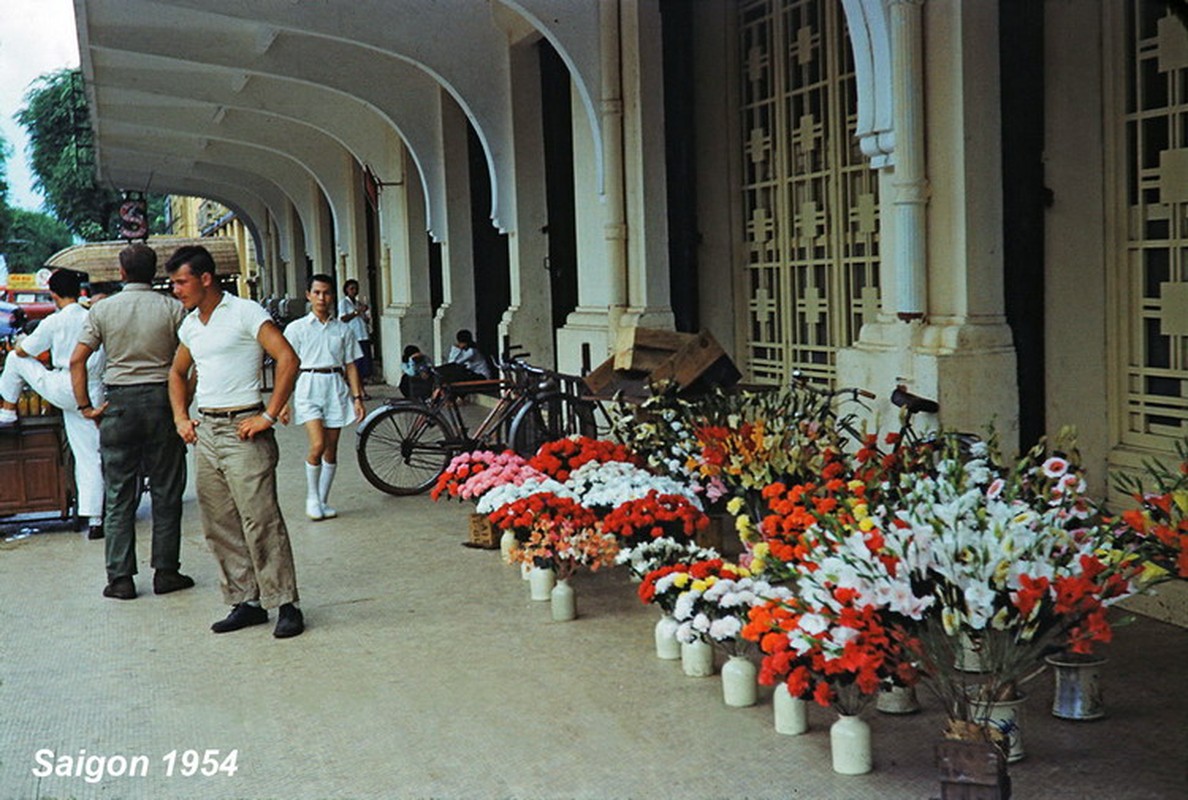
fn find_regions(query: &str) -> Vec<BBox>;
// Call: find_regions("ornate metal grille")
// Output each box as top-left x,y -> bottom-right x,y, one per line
738,0 -> 881,386
1120,2 -> 1188,448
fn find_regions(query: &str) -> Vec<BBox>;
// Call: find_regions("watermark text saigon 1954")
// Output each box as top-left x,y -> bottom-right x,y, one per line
32,748 -> 239,783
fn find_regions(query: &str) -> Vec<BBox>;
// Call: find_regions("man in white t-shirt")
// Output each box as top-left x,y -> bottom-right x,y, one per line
338,278 -> 372,392
282,273 -> 366,520
0,269 -> 106,538
165,245 -> 305,639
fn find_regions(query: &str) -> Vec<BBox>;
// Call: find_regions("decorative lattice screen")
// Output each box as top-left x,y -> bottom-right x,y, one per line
1120,3 -> 1188,448
738,0 -> 881,386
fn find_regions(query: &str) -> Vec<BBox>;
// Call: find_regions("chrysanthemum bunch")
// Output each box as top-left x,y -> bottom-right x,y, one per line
614,537 -> 720,580
474,475 -> 572,515
513,515 -> 620,579
565,460 -> 702,513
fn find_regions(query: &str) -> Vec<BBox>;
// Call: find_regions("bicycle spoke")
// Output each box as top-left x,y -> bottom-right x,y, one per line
356,405 -> 454,495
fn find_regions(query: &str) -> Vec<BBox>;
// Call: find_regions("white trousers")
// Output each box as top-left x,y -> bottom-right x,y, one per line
0,357 -> 105,518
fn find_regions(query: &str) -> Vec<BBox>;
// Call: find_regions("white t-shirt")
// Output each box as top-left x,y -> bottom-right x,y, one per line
283,312 -> 363,369
178,292 -> 271,409
21,301 -> 104,376
338,296 -> 370,342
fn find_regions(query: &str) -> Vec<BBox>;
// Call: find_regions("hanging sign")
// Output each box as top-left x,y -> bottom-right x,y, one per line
118,192 -> 149,241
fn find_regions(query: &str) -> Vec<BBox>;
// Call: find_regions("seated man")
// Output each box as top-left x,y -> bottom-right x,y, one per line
398,344 -> 434,400
0,270 -> 106,538
438,328 -> 494,384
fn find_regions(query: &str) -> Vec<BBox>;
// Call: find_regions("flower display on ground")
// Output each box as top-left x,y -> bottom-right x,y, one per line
511,514 -> 619,580
640,558 -> 733,615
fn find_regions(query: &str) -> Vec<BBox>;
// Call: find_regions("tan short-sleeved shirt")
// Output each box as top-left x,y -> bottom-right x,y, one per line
77,283 -> 186,385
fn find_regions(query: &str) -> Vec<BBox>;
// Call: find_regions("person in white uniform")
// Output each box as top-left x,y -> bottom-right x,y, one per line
0,269 -> 106,538
282,274 -> 366,520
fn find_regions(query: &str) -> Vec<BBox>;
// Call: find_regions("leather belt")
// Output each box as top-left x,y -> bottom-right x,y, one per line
199,404 -> 264,418
300,367 -> 343,374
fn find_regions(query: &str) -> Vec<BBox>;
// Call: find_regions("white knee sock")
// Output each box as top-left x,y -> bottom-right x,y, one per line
319,461 -> 338,518
305,462 -> 324,520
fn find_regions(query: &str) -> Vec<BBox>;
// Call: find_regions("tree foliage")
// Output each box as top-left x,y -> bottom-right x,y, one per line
0,131 -> 11,251
3,209 -> 74,272
16,67 -> 166,242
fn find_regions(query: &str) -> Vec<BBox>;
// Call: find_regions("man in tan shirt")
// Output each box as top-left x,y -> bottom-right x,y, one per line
70,244 -> 194,601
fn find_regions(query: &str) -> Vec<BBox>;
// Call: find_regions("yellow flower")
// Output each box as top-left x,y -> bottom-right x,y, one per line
942,607 -> 961,636
847,479 -> 865,492
735,566 -> 751,578
858,517 -> 875,533
753,542 -> 770,559
1174,490 -> 1188,515
672,573 -> 690,588
1140,561 -> 1170,584
750,557 -> 766,574
726,497 -> 745,515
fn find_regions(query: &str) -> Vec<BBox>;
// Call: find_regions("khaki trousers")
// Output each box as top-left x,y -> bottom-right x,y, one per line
195,415 -> 299,608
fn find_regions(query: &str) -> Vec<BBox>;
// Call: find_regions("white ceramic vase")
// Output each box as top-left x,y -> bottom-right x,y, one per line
680,638 -> 715,677
528,566 -> 555,601
773,683 -> 808,735
550,578 -> 576,621
1046,653 -> 1107,720
971,693 -> 1027,763
721,655 -> 758,707
653,614 -> 681,660
830,713 -> 873,775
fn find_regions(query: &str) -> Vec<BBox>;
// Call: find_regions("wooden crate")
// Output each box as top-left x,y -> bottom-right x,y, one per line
935,740 -> 1011,800
587,327 -> 741,400
467,512 -> 500,549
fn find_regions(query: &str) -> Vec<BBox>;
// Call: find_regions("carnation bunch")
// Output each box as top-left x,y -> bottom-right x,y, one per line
485,491 -> 596,542
600,491 -> 708,548
639,557 -> 731,615
527,435 -> 637,481
474,475 -> 573,515
431,450 -> 542,502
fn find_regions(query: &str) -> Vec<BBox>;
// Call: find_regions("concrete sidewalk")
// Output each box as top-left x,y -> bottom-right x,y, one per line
1,391 -> 1186,800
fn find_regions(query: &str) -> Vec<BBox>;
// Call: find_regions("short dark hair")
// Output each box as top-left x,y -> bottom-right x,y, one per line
455,329 -> 474,346
48,269 -> 82,300
165,245 -> 216,277
309,273 -> 334,291
343,278 -> 359,292
119,244 -> 157,283
402,344 -> 421,361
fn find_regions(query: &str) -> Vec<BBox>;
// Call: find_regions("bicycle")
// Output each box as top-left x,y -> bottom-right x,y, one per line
355,349 -> 596,495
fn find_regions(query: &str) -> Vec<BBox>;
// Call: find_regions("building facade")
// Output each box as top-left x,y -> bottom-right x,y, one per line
72,0 -> 1188,498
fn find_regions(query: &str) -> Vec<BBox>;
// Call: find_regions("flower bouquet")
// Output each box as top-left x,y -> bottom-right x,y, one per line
564,459 -> 702,515
1114,438 -> 1188,581
511,511 -> 619,581
673,570 -> 791,657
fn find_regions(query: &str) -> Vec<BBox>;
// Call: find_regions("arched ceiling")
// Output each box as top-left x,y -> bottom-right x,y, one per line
77,0 -> 610,238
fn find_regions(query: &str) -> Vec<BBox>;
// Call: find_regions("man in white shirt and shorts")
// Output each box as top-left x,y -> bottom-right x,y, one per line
0,269 -> 106,538
165,245 -> 305,639
282,273 -> 366,520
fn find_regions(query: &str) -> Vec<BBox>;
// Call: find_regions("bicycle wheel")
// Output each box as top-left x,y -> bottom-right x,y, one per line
508,392 -> 597,456
356,403 -> 456,495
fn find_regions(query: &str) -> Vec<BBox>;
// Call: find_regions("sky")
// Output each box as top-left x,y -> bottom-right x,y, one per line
0,0 -> 80,212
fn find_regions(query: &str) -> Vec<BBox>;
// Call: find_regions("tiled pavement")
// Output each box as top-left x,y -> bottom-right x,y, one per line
1,389 -> 1185,800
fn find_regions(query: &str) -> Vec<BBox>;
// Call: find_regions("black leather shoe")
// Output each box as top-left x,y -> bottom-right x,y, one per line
102,576 -> 136,600
153,570 -> 195,595
211,603 -> 269,633
273,603 -> 305,638
87,524 -> 104,540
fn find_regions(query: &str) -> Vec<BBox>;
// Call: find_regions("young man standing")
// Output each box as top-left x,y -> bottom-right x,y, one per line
71,245 -> 193,600
338,278 -> 372,393
165,245 -> 305,638
282,274 -> 366,520
0,269 -> 106,538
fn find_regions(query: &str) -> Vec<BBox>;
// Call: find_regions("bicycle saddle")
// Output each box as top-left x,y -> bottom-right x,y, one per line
891,384 -> 939,414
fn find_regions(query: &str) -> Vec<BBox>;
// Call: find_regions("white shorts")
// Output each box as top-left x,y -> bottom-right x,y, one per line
292,372 -> 353,427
